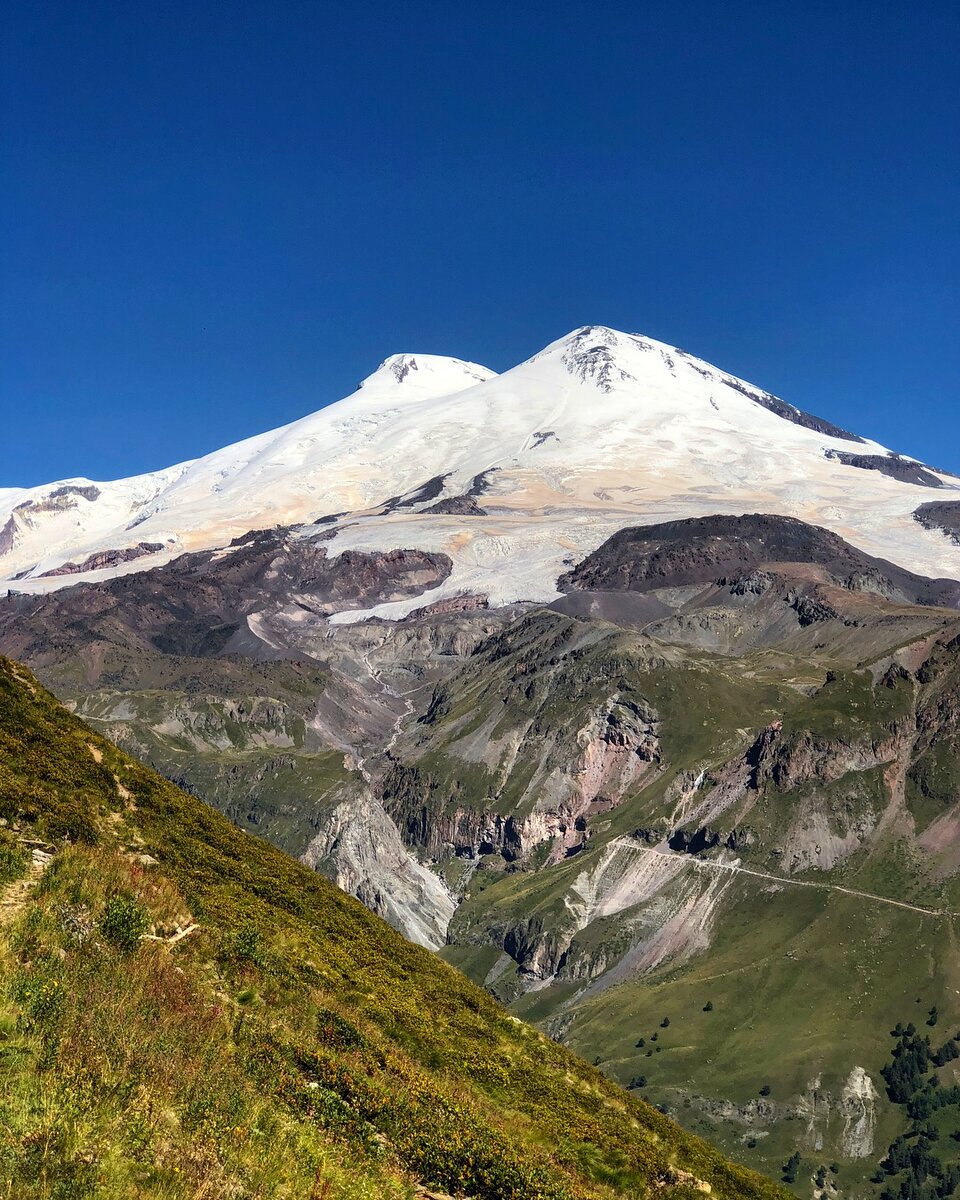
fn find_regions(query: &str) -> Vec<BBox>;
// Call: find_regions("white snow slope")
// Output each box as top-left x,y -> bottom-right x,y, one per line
3,326 -> 958,618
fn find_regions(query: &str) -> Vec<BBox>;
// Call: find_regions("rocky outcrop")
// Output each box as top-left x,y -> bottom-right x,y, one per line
825,450 -> 945,488
382,474 -> 450,511
558,513 -> 960,608
0,530 -> 454,662
300,791 -> 455,950
839,1066 -> 880,1158
40,541 -> 165,577
381,769 -> 589,864
422,495 -> 488,516
717,374 -> 864,442
915,500 -> 960,545
386,691 -> 660,866
752,726 -> 910,793
0,515 -> 17,556
405,592 -> 489,618
559,326 -> 639,393
15,483 -> 102,513
682,1067 -> 878,1160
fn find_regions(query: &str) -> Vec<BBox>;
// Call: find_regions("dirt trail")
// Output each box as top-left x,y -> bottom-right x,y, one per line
0,842 -> 55,927
629,843 -> 953,919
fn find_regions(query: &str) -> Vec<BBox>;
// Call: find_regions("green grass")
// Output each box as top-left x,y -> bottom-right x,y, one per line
544,866 -> 960,1191
0,655 -> 786,1200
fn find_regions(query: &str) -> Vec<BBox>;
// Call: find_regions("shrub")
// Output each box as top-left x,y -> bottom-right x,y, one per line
100,893 -> 150,952
223,922 -> 265,966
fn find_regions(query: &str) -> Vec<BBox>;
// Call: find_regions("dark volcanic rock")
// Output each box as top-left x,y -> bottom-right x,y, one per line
548,590 -> 673,628
405,592 -> 489,618
422,495 -> 488,516
720,376 -> 865,443
466,468 -> 500,497
14,484 -> 102,514
824,450 -> 945,488
382,474 -> 450,511
40,541 -> 165,577
0,529 -> 453,666
558,513 -> 960,609
915,501 -> 960,546
0,516 -> 15,556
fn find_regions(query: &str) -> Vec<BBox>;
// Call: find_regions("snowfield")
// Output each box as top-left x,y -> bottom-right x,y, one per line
3,326 -> 958,616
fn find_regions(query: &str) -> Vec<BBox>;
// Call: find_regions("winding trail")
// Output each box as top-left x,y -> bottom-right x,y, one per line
628,843 -> 954,919
0,842 -> 55,927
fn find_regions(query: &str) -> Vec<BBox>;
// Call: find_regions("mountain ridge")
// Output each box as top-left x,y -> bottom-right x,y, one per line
4,326 -> 958,613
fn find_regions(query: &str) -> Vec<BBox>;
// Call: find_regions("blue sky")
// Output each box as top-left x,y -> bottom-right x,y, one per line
2,0 -> 958,486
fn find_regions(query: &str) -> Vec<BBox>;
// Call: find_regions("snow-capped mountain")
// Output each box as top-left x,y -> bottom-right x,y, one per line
3,325 -> 958,612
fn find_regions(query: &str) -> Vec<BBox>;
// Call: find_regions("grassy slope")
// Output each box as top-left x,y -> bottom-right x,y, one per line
0,656 -> 785,1200
549,651 -> 960,1189
62,648 -> 355,859
415,615 -> 960,1187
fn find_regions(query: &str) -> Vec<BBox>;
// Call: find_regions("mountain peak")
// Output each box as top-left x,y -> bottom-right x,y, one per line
358,352 -> 496,395
529,324 -> 678,392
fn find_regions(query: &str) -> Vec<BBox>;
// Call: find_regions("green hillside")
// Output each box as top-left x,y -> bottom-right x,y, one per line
0,655 -> 784,1200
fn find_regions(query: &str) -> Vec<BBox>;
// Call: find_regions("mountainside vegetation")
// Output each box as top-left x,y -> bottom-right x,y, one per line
0,655 -> 785,1200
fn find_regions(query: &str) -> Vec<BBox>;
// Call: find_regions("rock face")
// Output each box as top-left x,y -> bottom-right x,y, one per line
559,513 -> 960,608
422,495 -> 488,516
825,450 -> 946,488
300,791 -> 456,950
839,1067 -> 880,1159
38,541 -> 165,577
915,500 -> 960,545
0,528 -> 453,663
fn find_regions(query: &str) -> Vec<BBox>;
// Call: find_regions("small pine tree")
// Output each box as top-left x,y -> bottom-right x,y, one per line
703,1000 -> 713,1012
759,1084 -> 771,1097
635,1037 -> 646,1048
660,1017 -> 671,1028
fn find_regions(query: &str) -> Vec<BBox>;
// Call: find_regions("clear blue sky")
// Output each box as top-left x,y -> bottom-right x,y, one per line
2,0 -> 958,487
